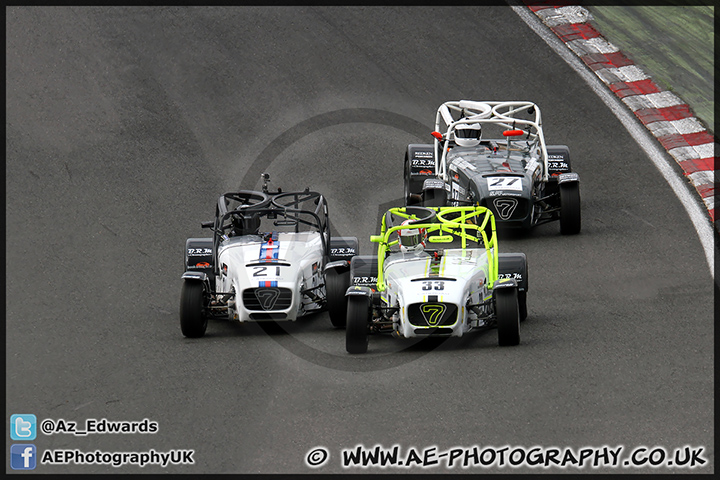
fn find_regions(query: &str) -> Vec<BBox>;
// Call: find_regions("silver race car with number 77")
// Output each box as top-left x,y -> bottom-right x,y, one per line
404,100 -> 581,234
333,205 -> 528,353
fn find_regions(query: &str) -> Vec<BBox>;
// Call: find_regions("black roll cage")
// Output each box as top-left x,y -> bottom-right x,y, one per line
207,189 -> 330,278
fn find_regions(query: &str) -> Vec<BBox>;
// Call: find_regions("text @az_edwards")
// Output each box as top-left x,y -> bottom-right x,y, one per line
40,418 -> 158,435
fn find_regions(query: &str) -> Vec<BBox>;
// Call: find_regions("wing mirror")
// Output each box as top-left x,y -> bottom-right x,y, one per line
502,129 -> 524,158
502,129 -> 524,137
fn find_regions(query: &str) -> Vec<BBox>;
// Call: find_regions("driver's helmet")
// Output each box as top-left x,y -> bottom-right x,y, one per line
397,219 -> 427,253
231,212 -> 261,236
454,122 -> 482,147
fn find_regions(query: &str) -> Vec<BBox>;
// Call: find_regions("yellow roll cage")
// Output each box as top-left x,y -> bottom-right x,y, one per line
370,206 -> 498,292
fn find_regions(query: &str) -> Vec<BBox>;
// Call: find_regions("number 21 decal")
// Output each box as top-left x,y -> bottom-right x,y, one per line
252,266 -> 282,277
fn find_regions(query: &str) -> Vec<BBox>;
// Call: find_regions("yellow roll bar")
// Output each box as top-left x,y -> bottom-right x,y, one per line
370,206 -> 498,291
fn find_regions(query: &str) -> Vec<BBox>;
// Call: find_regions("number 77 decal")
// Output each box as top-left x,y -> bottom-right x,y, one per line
487,177 -> 523,191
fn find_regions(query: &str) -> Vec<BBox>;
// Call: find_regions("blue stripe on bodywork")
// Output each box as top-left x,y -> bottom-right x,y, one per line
259,231 -> 279,260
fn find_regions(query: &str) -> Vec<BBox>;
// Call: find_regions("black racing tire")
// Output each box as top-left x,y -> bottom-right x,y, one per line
422,187 -> 447,207
325,268 -> 350,328
404,152 -> 413,205
346,296 -> 370,354
404,156 -> 422,207
495,288 -> 520,346
559,182 -> 581,235
180,280 -> 208,338
518,290 -> 528,322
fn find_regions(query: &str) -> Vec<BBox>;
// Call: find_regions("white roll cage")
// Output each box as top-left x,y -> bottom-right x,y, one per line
433,100 -> 550,182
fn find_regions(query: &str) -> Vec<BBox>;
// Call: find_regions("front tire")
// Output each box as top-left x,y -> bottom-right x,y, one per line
495,288 -> 520,346
519,290 -> 528,322
559,182 -> 581,235
346,296 -> 370,354
325,268 -> 350,328
180,280 -> 208,338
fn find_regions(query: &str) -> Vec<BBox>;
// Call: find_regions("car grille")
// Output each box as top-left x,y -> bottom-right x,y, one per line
242,287 -> 292,311
407,303 -> 458,327
487,197 -> 529,221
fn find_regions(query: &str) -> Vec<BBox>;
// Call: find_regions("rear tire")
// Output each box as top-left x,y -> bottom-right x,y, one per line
180,280 -> 208,338
559,182 -> 581,235
495,288 -> 520,346
325,268 -> 350,328
346,296 -> 370,354
404,153 -> 413,205
519,290 -> 528,322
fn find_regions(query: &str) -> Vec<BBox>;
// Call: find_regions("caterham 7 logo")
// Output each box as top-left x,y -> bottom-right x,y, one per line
493,198 -> 518,220
420,303 -> 446,326
255,288 -> 280,310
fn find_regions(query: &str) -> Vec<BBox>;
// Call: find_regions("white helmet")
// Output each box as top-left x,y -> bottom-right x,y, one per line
454,123 -> 482,147
398,220 -> 427,253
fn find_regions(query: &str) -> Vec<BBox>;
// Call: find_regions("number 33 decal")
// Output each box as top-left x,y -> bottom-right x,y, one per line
421,281 -> 445,291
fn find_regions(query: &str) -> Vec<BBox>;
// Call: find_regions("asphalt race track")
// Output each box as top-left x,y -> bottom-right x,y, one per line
6,6 -> 714,474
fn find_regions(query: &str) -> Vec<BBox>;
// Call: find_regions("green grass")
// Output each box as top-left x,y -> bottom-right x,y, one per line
588,5 -> 714,134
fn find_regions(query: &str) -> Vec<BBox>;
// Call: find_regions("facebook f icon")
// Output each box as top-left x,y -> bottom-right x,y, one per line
11,444 -> 37,470
11,414 -> 36,440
